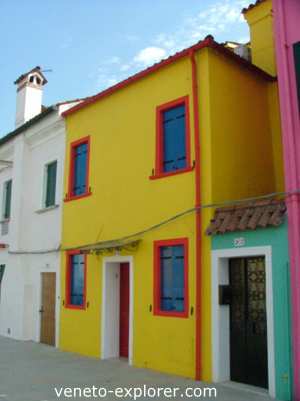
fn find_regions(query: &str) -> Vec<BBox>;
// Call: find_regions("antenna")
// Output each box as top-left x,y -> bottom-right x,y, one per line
41,69 -> 53,73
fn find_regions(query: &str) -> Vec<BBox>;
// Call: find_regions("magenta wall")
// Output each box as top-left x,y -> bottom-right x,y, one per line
273,1 -> 300,400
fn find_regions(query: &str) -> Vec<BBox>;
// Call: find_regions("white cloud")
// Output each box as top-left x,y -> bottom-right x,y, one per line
133,47 -> 167,67
120,64 -> 131,72
95,0 -> 250,91
97,74 -> 118,89
104,56 -> 121,65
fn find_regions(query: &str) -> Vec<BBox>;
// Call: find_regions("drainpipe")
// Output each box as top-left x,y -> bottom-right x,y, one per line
190,49 -> 202,381
273,1 -> 300,399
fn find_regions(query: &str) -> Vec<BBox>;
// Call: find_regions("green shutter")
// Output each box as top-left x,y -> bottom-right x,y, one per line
45,161 -> 57,207
4,180 -> 12,219
293,42 -> 300,108
0,265 -> 5,284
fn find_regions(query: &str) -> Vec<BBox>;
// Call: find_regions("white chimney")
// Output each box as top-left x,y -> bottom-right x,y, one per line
14,66 -> 47,128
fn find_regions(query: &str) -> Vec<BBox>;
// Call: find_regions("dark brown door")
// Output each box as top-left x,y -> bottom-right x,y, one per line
229,257 -> 268,388
119,263 -> 129,358
40,272 -> 56,346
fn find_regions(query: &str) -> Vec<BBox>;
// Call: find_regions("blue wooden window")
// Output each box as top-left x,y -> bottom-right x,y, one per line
45,161 -> 57,207
160,245 -> 185,312
162,104 -> 187,172
293,42 -> 300,109
73,142 -> 88,196
69,254 -> 85,306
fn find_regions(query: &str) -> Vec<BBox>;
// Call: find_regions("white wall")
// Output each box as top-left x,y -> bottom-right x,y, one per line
0,108 -> 68,344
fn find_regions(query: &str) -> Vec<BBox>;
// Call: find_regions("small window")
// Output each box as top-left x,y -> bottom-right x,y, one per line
68,137 -> 90,199
3,180 -> 12,220
153,238 -> 188,317
44,161 -> 57,208
293,42 -> 300,109
66,252 -> 86,309
155,97 -> 191,176
0,264 -> 5,302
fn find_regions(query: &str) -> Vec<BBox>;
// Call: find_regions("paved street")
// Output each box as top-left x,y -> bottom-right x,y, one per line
0,336 -> 277,401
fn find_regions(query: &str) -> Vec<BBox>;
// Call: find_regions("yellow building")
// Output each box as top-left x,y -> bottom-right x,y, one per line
59,34 -> 282,382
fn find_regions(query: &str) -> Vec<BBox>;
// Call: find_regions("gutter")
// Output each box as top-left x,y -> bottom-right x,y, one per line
190,50 -> 202,381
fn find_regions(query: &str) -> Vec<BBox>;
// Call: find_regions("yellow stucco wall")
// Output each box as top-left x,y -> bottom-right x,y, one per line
244,0 -> 276,76
60,56 -> 199,378
244,0 -> 285,192
207,48 -> 278,201
60,47 -> 282,381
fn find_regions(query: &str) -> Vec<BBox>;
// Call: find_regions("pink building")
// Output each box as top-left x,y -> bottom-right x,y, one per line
273,1 -> 300,400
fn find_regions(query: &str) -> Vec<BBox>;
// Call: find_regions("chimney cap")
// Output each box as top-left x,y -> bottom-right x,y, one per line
14,66 -> 48,85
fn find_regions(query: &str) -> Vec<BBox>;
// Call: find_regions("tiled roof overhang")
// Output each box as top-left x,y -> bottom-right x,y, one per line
62,36 -> 276,118
206,199 -> 286,235
242,0 -> 267,14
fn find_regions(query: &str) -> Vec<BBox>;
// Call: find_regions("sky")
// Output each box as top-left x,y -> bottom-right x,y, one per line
0,0 -> 250,137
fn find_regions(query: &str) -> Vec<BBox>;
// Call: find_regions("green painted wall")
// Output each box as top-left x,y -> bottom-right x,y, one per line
212,220 -> 292,401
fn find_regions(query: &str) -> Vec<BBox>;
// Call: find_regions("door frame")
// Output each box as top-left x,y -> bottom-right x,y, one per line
211,246 -> 275,397
38,270 -> 60,347
101,256 -> 134,365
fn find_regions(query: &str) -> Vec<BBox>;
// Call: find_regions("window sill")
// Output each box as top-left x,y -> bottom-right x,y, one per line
149,165 -> 194,180
35,204 -> 59,214
0,218 -> 10,224
64,190 -> 92,202
65,303 -> 86,310
153,310 -> 189,318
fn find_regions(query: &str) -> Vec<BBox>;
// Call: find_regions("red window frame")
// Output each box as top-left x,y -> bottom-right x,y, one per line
65,136 -> 91,201
153,238 -> 189,318
65,250 -> 87,310
150,96 -> 192,180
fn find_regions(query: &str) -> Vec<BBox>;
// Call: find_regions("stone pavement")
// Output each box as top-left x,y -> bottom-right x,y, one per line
0,336 -> 277,401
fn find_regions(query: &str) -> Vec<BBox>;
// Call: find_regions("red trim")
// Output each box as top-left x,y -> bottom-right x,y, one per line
151,96 -> 192,178
65,250 -> 87,310
149,166 -> 194,180
66,136 -> 91,202
153,238 -> 189,318
190,51 -> 202,380
62,38 -> 275,118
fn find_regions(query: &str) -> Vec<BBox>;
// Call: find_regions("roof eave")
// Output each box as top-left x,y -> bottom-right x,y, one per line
62,37 -> 276,118
0,106 -> 57,148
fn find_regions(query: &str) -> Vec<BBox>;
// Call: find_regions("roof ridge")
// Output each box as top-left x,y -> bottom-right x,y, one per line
242,0 -> 267,14
62,36 -> 276,118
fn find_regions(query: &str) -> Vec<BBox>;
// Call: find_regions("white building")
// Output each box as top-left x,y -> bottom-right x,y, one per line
0,67 -> 80,346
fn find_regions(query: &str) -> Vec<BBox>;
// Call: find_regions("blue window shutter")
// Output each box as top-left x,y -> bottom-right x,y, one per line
70,254 -> 84,306
162,104 -> 187,173
45,161 -> 57,207
73,143 -> 88,195
160,244 -> 185,312
293,42 -> 300,109
160,247 -> 173,311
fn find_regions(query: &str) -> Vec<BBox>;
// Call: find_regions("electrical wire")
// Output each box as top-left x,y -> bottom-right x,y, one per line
7,188 -> 299,255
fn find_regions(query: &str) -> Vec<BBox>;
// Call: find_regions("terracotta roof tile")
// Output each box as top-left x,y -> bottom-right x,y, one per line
242,0 -> 267,14
14,66 -> 48,85
62,36 -> 275,118
206,199 -> 286,235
